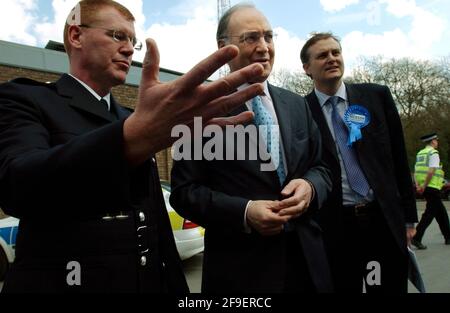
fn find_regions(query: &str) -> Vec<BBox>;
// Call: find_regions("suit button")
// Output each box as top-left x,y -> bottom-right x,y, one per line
140,256 -> 147,267
139,212 -> 146,222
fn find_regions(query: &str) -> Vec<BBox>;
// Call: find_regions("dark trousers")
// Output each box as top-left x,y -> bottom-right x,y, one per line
283,232 -> 316,293
414,187 -> 450,242
333,202 -> 408,293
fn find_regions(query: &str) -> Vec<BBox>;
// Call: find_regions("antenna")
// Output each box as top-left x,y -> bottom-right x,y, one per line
218,0 -> 231,21
218,0 -> 231,78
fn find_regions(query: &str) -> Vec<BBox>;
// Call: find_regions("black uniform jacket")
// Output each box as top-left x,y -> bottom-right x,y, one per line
0,74 -> 188,293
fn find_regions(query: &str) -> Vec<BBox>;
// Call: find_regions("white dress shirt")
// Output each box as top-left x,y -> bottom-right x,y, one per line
69,74 -> 111,110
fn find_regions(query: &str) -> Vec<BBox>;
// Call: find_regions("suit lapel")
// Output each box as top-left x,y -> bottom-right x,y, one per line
111,96 -> 131,120
346,84 -> 365,112
345,84 -> 371,151
55,74 -> 117,122
306,92 -> 339,160
226,89 -> 279,187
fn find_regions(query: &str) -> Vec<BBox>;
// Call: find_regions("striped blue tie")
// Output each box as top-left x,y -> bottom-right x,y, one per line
329,96 -> 370,197
252,96 -> 286,185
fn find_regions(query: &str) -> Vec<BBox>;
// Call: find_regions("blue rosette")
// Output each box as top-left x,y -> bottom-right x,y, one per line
344,105 -> 370,146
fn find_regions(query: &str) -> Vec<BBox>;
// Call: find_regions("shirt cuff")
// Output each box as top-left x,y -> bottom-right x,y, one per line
243,200 -> 252,233
303,179 -> 316,203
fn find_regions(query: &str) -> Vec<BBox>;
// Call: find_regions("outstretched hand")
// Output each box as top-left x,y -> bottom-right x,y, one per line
124,39 -> 264,165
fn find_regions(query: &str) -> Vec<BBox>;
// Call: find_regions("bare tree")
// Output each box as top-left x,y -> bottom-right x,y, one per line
269,69 -> 314,96
350,56 -> 450,174
350,56 -> 450,124
269,57 -> 450,173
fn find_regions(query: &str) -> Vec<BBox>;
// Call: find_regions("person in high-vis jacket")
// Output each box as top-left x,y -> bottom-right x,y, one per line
412,133 -> 450,249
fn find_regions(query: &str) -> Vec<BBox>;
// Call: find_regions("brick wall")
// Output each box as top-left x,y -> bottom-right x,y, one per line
0,65 -> 138,108
0,64 -> 173,181
0,64 -> 61,84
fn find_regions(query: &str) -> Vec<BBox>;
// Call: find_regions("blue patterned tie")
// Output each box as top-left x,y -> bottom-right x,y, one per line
252,96 -> 286,185
329,96 -> 370,197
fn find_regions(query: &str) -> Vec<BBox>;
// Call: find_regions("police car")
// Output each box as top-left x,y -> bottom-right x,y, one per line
0,216 -> 18,280
161,181 -> 205,260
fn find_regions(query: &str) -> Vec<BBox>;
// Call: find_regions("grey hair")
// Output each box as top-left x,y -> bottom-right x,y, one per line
216,3 -> 256,42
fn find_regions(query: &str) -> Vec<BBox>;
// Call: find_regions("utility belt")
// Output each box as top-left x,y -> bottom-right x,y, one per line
15,209 -> 155,260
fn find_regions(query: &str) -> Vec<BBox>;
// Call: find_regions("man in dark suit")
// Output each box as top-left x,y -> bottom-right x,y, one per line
301,32 -> 418,293
170,4 -> 333,293
0,0 -> 265,293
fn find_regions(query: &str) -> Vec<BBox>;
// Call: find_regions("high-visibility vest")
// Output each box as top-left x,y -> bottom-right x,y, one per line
414,146 -> 445,190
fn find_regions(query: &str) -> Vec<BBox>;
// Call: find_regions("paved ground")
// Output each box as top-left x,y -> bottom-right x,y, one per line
183,201 -> 450,293
182,252 -> 203,293
407,200 -> 450,293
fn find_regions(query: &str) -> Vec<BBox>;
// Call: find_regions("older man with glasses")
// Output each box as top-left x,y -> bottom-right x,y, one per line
170,4 -> 333,293
0,0 -> 265,293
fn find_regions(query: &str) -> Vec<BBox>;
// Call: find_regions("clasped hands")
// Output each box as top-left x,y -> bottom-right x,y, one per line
246,179 -> 313,236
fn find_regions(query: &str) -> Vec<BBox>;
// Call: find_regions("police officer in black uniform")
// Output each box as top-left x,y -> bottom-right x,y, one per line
0,0 -> 264,292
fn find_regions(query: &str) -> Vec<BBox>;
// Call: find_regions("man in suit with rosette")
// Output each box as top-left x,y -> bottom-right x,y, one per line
301,32 -> 418,293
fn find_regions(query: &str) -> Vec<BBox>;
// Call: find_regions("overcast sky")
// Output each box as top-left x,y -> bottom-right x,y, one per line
0,0 -> 448,79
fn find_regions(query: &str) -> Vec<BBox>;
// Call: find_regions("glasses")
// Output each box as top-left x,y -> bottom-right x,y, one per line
79,24 -> 143,51
221,31 -> 276,45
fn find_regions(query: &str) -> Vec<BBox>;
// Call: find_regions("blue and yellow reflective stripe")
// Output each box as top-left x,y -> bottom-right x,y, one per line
168,211 -> 184,230
0,226 -> 12,245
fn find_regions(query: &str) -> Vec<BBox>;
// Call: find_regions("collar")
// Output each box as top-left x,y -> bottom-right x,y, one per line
315,82 -> 347,108
68,74 -> 111,109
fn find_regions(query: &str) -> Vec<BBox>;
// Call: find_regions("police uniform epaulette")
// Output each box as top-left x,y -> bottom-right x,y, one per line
10,77 -> 55,87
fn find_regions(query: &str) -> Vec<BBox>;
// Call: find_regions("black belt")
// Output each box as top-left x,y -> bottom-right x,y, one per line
343,201 -> 376,217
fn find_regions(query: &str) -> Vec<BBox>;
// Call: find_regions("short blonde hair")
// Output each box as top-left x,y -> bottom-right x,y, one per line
63,0 -> 135,56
